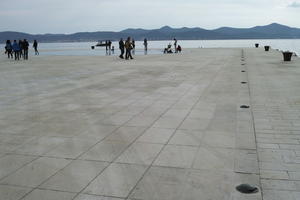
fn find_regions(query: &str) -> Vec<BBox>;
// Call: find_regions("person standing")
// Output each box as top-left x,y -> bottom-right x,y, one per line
23,39 -> 29,60
19,40 -> 24,58
105,40 -> 108,52
33,40 -> 39,55
119,38 -> 125,59
125,37 -> 133,60
5,40 -> 13,59
108,40 -> 112,52
174,38 -> 178,53
143,38 -> 148,51
12,40 -> 21,60
132,39 -> 135,54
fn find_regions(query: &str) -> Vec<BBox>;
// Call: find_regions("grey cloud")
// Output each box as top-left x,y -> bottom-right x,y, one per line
1,0 -> 300,33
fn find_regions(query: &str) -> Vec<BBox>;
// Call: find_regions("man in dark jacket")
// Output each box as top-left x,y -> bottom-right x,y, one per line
23,39 -> 29,60
119,38 -> 125,59
19,40 -> 24,58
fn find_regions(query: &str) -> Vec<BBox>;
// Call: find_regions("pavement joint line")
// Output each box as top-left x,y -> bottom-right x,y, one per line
70,83 -> 197,200
243,49 -> 264,198
125,56 -> 227,200
14,90 -> 152,200
3,48 -> 295,199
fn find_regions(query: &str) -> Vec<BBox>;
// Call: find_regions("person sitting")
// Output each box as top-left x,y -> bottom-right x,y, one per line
111,46 -> 114,53
164,44 -> 173,54
177,45 -> 182,53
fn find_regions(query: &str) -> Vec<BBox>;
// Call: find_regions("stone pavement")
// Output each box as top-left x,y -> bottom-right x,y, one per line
246,48 -> 300,200
0,48 -> 298,200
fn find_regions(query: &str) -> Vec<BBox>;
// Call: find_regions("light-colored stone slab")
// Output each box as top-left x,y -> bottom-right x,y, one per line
0,157 -> 70,187
74,194 -> 124,200
179,118 -> 211,130
125,115 -> 158,127
202,131 -> 236,148
168,129 -> 204,146
260,170 -> 289,180
40,160 -> 108,192
193,147 -> 235,171
22,189 -> 76,200
0,154 -> 37,180
104,126 -> 146,143
115,142 -> 164,165
99,114 -> 133,126
154,145 -> 198,168
78,124 -> 119,140
152,116 -> 184,129
44,138 -> 97,159
137,127 -> 175,144
263,189 -> 299,200
80,141 -> 130,162
162,108 -> 190,118
0,185 -> 32,200
84,163 -> 147,198
130,166 -> 261,200
14,136 -> 66,156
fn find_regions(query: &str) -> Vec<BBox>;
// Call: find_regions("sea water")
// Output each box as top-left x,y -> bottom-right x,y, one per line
1,39 -> 300,56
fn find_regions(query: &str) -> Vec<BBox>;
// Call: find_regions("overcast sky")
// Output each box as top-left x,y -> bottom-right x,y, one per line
1,0 -> 300,34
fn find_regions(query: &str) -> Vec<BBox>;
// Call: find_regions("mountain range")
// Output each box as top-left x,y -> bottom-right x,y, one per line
1,23 -> 300,42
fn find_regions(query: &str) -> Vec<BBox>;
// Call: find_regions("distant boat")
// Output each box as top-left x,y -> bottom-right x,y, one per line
95,40 -> 110,47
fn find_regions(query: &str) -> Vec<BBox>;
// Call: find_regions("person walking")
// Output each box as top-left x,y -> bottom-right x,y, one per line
5,40 -> 13,59
125,37 -> 133,60
119,38 -> 125,59
12,40 -> 21,60
33,40 -> 39,55
23,39 -> 29,60
143,38 -> 148,51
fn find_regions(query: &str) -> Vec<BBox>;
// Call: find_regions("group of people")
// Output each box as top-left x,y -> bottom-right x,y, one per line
118,37 -> 136,59
4,39 -> 39,60
164,38 -> 181,54
118,37 -> 180,59
118,37 -> 149,59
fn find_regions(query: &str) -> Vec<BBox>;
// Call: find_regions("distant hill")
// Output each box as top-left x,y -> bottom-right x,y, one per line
1,23 -> 300,42
213,23 -> 300,39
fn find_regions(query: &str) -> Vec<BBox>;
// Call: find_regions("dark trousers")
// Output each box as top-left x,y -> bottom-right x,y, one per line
7,50 -> 13,59
14,51 -> 19,60
125,48 -> 133,59
19,49 -> 23,58
34,47 -> 39,55
119,48 -> 124,58
24,49 -> 28,60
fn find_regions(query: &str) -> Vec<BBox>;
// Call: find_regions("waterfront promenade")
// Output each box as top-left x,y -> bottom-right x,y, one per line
0,48 -> 299,200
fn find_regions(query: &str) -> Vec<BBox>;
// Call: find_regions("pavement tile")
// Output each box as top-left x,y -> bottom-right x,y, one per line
84,163 -> 147,198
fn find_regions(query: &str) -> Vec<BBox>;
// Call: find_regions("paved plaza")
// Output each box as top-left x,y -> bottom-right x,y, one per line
0,48 -> 299,200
